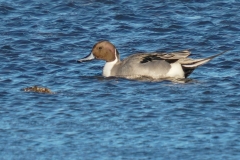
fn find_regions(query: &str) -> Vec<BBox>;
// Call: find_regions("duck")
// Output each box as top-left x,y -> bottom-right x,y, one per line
77,41 -> 226,79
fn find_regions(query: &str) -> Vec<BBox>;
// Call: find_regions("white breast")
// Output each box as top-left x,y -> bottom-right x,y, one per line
103,57 -> 118,77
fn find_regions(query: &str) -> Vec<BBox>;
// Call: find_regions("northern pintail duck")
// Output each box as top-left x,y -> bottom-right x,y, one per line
78,41 -> 226,79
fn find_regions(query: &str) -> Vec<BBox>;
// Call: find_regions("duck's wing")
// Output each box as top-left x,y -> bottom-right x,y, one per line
140,50 -> 191,64
164,49 -> 191,59
139,50 -> 227,78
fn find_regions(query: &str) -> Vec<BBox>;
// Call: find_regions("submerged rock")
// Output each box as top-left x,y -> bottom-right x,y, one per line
23,86 -> 54,94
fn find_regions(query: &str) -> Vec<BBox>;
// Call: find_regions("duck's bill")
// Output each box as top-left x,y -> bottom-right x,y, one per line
77,52 -> 95,63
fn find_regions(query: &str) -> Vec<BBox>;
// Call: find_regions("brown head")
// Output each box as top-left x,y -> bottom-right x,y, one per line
78,41 -> 119,62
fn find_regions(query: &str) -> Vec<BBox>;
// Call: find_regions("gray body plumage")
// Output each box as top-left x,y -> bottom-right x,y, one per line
111,50 -> 191,78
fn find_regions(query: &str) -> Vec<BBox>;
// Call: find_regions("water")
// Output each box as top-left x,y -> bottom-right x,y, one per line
1,0 -> 240,159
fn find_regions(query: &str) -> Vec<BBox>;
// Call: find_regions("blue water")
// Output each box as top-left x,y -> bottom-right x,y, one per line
1,0 -> 240,159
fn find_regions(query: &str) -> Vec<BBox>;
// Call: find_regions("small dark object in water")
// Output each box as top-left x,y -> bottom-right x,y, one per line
23,86 -> 53,94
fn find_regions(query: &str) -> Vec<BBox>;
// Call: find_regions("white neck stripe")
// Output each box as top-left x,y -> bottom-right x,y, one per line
102,49 -> 118,77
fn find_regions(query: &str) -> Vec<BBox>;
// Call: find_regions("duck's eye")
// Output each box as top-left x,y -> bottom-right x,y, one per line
98,47 -> 102,50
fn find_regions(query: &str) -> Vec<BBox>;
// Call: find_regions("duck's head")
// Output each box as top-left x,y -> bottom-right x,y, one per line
78,41 -> 120,63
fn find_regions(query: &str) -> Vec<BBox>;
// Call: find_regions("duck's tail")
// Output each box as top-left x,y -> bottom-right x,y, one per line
180,51 -> 227,78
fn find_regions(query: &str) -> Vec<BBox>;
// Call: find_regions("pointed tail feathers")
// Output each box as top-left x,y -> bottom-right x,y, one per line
180,50 -> 227,78
181,50 -> 227,68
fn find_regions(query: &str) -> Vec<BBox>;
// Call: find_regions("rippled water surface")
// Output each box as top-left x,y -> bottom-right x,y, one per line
1,0 -> 240,159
